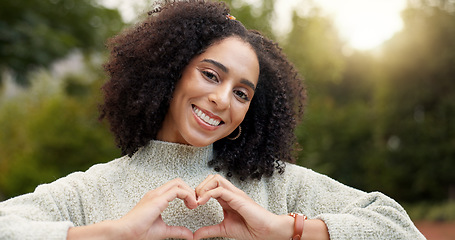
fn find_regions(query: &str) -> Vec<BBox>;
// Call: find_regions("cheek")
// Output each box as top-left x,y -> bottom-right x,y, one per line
231,103 -> 251,125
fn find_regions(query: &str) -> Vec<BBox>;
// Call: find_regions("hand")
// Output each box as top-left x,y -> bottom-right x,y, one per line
115,178 -> 198,240
67,176 -> 329,240
193,174 -> 293,240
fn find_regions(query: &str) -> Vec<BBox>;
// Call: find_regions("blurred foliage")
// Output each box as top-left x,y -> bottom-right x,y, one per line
404,201 -> 455,221
0,0 -> 124,85
373,3 -> 455,201
291,0 -> 455,204
223,0 -> 275,38
0,59 -> 120,199
0,0 -> 454,210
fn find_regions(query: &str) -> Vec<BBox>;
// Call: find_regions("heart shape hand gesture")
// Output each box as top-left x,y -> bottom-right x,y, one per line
111,174 -> 295,240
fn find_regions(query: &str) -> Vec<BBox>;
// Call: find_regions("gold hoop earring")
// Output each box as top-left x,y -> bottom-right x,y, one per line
227,125 -> 242,140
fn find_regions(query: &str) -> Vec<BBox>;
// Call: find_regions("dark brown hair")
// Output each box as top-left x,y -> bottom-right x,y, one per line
100,0 -> 305,180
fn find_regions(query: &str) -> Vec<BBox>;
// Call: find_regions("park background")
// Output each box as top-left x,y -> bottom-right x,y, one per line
1,0 -> 454,238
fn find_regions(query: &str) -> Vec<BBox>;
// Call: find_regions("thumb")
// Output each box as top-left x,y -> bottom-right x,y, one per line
164,225 -> 194,240
193,224 -> 226,240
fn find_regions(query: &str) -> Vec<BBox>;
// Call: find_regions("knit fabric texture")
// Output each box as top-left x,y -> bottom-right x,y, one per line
0,140 -> 425,239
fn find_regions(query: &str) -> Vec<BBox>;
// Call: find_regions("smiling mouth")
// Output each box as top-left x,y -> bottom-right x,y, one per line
192,105 -> 223,127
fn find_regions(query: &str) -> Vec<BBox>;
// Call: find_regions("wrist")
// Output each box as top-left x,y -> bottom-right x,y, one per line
67,220 -> 124,240
288,213 -> 307,240
109,219 -> 136,240
268,214 -> 295,240
301,219 -> 330,240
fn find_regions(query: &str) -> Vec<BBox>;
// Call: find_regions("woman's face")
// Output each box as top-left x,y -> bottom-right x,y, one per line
157,36 -> 259,146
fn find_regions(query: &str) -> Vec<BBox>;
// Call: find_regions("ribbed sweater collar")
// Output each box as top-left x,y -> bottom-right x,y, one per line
131,140 -> 214,170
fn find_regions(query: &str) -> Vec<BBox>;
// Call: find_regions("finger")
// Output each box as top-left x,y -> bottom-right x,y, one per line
193,223 -> 226,240
123,187 -> 198,237
145,179 -> 197,209
196,174 -> 241,199
155,178 -> 196,199
164,225 -> 194,240
138,185 -> 197,217
195,174 -> 215,197
197,186 -> 236,208
161,184 -> 198,210
200,186 -> 259,219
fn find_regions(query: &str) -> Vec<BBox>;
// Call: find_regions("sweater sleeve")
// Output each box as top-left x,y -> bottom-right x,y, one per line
286,165 -> 426,239
0,184 -> 74,240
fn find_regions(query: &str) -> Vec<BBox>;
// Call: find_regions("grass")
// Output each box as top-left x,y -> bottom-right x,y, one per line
404,201 -> 455,222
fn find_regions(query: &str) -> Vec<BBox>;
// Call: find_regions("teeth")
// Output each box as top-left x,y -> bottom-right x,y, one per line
193,106 -> 221,126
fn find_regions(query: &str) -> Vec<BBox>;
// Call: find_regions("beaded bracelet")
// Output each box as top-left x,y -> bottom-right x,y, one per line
288,213 -> 307,240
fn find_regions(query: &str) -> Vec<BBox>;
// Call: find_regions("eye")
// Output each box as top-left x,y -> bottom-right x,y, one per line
201,70 -> 219,83
234,89 -> 250,101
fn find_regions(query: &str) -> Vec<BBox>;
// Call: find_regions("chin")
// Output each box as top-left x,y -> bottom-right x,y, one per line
189,139 -> 213,147
185,136 -> 220,147
191,142 -> 211,147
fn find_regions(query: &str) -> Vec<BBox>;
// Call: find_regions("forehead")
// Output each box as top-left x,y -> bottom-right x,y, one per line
203,37 -> 254,55
194,37 -> 260,84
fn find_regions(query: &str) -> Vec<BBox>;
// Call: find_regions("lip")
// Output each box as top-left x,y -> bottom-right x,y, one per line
192,104 -> 224,131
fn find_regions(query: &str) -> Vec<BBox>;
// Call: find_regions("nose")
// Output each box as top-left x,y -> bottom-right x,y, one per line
208,84 -> 231,110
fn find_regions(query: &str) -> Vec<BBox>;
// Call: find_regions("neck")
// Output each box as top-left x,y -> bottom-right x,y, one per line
131,140 -> 213,168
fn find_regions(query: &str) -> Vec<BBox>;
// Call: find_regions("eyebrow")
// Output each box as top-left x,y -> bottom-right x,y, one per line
201,59 -> 228,73
201,58 -> 256,91
241,79 -> 256,92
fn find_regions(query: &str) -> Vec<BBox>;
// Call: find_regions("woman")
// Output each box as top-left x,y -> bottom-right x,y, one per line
0,1 -> 425,239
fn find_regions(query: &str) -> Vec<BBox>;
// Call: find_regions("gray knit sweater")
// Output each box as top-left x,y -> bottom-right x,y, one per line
0,140 -> 425,239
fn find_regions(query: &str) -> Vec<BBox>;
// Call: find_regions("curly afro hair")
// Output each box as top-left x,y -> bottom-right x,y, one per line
100,0 -> 306,180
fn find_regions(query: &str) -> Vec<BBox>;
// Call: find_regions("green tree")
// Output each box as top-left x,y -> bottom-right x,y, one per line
294,51 -> 379,192
285,0 -> 455,203
0,63 -> 120,200
0,0 -> 123,85
284,11 -> 346,86
375,2 -> 455,201
223,0 -> 275,37
282,11 -> 368,184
